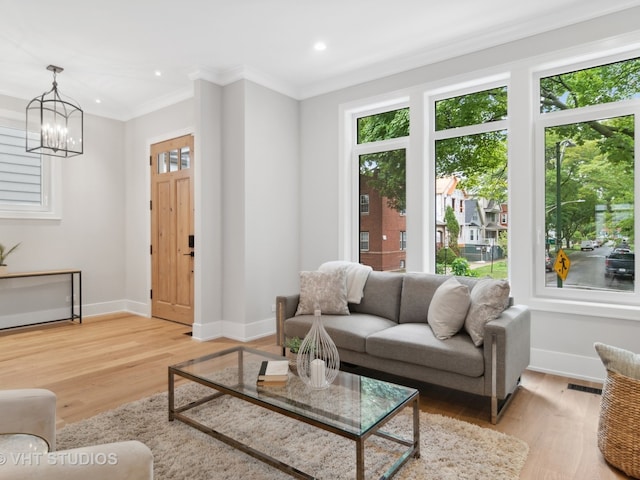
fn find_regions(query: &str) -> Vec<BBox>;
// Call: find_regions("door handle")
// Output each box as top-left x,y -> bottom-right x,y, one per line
184,252 -> 194,257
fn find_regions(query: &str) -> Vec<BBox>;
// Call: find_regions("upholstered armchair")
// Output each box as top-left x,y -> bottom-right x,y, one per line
0,389 -> 153,479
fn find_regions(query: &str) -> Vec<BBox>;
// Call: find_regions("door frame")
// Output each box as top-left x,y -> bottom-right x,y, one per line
143,127 -> 195,318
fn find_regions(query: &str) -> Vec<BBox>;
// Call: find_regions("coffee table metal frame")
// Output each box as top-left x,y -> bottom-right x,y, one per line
168,346 -> 420,480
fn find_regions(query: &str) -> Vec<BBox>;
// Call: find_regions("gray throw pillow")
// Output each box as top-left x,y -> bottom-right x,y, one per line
595,342 -> 640,380
295,270 -> 349,316
464,278 -> 510,346
427,277 -> 471,340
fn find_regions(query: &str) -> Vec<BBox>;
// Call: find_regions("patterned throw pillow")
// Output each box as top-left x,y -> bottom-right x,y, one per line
295,269 -> 349,316
464,278 -> 510,346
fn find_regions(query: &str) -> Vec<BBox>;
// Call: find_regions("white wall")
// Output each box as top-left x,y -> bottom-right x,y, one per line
217,80 -> 300,341
192,79 -> 223,340
0,94 -> 126,323
244,81 -> 300,332
123,99 -> 195,316
298,8 -> 640,382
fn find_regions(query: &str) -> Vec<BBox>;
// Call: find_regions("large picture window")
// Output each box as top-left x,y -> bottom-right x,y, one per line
354,107 -> 409,272
537,55 -> 639,298
433,85 -> 509,279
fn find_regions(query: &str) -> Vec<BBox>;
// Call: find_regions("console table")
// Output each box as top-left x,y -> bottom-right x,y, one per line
0,269 -> 82,328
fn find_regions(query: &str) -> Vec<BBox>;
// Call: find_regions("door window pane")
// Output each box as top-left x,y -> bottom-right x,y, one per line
181,147 -> 190,169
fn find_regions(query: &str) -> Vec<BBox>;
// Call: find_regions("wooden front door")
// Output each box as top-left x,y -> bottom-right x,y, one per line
150,135 -> 194,325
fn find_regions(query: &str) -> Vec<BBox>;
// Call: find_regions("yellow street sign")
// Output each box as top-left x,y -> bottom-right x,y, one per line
554,248 -> 570,281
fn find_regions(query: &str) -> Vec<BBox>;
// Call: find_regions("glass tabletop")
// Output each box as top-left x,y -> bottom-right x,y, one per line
170,346 -> 418,437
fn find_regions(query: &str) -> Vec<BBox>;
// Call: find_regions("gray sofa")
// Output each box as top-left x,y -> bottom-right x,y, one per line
276,271 -> 530,424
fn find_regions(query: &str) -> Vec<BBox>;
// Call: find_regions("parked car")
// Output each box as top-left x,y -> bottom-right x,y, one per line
605,251 -> 635,279
545,253 -> 554,272
580,240 -> 595,251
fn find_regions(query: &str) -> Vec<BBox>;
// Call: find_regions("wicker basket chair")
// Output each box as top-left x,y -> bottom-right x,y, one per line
595,343 -> 640,479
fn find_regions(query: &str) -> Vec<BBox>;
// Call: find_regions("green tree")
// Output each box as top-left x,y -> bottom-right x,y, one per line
444,206 -> 460,254
357,108 -> 409,212
540,58 -> 638,168
357,59 -> 637,215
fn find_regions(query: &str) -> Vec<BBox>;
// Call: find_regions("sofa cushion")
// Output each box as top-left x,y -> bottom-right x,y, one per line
398,273 -> 446,324
427,277 -> 471,340
348,271 -> 403,322
398,274 -> 479,324
366,323 -> 484,377
295,270 -> 349,316
284,313 -> 396,353
464,278 -> 510,346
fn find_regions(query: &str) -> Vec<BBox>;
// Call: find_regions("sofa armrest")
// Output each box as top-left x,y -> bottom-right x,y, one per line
2,440 -> 153,480
276,294 -> 300,347
483,304 -> 531,401
0,389 -> 57,451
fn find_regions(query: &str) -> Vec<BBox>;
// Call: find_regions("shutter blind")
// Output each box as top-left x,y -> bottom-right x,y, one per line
0,126 -> 42,206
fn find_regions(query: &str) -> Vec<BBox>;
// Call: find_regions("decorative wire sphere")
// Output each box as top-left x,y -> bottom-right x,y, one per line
296,310 -> 340,389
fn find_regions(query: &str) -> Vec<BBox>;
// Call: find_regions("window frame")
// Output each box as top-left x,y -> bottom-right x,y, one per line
0,113 -> 61,220
533,56 -> 640,306
428,78 -> 510,277
342,97 -> 410,262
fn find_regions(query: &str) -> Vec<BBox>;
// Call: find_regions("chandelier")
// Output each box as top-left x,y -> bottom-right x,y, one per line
26,65 -> 83,157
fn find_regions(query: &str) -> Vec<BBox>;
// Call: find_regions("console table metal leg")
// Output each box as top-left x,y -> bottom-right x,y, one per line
78,271 -> 82,322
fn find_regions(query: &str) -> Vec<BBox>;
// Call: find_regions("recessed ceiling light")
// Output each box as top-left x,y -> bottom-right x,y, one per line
154,70 -> 162,77
95,99 -> 101,104
313,42 -> 327,52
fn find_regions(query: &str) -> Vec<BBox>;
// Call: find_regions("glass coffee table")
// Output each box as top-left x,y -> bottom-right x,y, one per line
169,346 -> 420,480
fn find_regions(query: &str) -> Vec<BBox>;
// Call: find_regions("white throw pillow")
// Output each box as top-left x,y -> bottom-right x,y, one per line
295,270 -> 350,316
464,278 -> 510,346
427,277 -> 471,340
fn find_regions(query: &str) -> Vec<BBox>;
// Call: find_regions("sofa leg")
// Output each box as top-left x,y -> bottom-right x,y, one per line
491,378 -> 522,424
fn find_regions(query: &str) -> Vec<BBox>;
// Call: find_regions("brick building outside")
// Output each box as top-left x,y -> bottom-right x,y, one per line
359,175 -> 406,272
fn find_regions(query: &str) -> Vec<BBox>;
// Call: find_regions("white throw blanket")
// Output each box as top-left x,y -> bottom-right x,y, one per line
318,261 -> 372,304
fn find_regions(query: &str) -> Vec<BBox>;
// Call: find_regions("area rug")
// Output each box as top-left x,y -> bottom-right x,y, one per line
57,383 -> 528,479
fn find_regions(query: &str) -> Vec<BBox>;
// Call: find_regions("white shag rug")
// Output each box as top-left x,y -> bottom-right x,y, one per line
57,383 -> 528,479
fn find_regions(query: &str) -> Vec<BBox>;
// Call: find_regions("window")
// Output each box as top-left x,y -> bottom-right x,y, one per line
359,194 -> 369,214
433,84 -> 508,278
360,232 -> 370,251
0,124 -> 60,219
400,231 -> 407,250
537,55 -> 639,298
355,105 -> 409,271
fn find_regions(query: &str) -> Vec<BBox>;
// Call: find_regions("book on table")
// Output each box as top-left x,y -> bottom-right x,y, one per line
257,360 -> 289,383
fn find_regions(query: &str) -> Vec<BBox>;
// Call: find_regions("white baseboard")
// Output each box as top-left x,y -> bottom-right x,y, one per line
530,347 -> 607,383
192,316 -> 276,342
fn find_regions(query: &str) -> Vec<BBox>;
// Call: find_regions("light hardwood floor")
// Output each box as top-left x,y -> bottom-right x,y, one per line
0,314 -> 629,479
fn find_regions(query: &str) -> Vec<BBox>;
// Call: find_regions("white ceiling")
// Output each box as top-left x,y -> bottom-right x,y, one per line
2,0 -> 639,121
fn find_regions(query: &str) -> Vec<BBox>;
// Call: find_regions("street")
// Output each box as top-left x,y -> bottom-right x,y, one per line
546,245 -> 634,292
